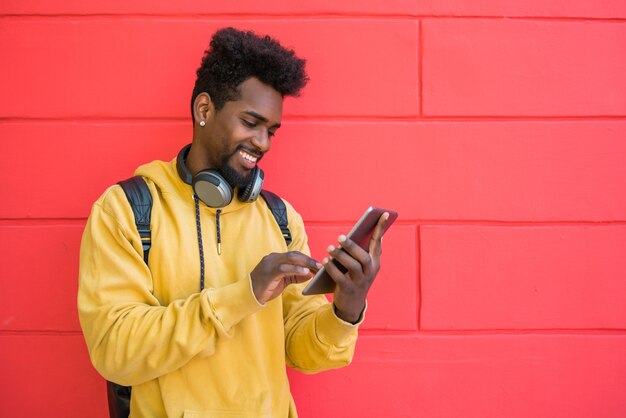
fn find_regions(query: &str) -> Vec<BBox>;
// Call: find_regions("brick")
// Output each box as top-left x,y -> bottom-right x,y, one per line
423,19 -> 626,116
289,334 -> 626,418
307,224 -> 418,330
2,333 -> 626,418
3,121 -> 626,221
0,0 -> 416,16
0,122 -> 188,219
0,224 -> 84,331
0,334 -> 107,418
263,121 -> 626,222
420,225 -> 626,330
421,0 -> 626,18
2,0 -> 625,18
0,19 -> 418,118
0,222 -> 417,332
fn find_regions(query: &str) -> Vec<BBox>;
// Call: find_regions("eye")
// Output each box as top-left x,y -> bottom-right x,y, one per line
241,119 -> 257,128
268,130 -> 277,138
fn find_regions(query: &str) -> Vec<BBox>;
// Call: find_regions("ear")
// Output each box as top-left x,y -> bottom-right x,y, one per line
193,93 -> 215,125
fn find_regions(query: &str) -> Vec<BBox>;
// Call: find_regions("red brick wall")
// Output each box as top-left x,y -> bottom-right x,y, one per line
2,1 -> 626,417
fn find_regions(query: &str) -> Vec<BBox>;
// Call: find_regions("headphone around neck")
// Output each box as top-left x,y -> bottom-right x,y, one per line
176,144 -> 264,208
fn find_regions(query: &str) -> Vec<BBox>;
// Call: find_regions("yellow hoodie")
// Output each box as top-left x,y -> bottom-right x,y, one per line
78,156 -> 361,418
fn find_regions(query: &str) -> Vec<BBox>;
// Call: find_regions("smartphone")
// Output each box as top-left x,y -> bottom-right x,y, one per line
302,206 -> 398,295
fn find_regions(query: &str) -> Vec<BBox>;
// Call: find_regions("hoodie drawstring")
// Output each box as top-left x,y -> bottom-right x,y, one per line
193,195 -> 206,291
193,195 -> 223,291
216,209 -> 222,255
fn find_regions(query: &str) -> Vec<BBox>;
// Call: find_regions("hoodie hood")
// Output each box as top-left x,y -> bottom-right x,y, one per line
134,154 -> 250,215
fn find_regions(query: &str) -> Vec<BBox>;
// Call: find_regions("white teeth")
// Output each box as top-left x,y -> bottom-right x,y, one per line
240,150 -> 257,163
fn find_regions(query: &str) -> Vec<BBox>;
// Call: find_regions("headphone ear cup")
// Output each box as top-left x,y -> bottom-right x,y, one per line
238,167 -> 264,203
193,170 -> 233,208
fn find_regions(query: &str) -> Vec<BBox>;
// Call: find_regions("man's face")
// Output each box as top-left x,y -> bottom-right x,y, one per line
200,77 -> 283,188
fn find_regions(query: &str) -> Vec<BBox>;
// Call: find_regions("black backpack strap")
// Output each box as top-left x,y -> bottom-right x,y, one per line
106,381 -> 131,418
118,176 -> 152,264
260,190 -> 292,246
110,176 -> 153,418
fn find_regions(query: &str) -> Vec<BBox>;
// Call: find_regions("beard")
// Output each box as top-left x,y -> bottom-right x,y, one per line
218,148 -> 254,189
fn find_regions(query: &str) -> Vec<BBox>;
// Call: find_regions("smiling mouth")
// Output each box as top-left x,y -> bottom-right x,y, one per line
239,149 -> 259,164
238,148 -> 263,170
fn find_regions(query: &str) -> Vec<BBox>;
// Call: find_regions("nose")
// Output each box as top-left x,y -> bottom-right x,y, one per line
251,128 -> 271,154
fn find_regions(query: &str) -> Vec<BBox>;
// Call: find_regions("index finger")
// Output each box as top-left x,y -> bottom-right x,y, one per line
282,251 -> 323,272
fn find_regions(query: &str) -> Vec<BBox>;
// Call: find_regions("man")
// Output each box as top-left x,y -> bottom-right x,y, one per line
78,27 -> 388,417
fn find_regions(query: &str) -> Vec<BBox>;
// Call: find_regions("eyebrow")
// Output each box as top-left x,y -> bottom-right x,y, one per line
244,111 -> 281,128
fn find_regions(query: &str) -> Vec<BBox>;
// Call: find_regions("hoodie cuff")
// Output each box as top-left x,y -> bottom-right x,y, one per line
206,275 -> 264,332
315,302 -> 367,347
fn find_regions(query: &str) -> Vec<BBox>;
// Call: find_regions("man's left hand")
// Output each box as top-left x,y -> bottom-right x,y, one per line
323,212 -> 389,323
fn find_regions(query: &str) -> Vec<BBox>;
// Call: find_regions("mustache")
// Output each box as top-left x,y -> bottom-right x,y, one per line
219,145 -> 264,169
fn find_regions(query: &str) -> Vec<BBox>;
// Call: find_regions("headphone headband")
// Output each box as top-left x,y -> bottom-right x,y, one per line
176,144 -> 194,185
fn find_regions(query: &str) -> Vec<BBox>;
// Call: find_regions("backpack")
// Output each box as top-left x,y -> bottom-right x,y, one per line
105,176 -> 292,418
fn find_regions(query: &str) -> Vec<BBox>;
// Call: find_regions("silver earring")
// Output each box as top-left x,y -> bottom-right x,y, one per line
199,120 -> 206,127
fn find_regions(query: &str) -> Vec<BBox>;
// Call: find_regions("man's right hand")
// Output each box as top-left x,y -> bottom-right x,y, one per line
250,252 -> 322,304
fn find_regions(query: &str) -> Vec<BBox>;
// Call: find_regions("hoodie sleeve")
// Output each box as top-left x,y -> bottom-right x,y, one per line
77,186 -> 263,386
280,204 -> 363,373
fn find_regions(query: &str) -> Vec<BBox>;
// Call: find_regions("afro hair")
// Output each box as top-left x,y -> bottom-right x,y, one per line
191,27 -> 308,118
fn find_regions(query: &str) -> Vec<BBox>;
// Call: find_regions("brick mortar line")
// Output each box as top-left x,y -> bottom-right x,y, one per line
417,19 -> 423,117
3,220 -> 626,225
0,330 -> 84,336
1,14 -> 626,22
3,329 -> 626,337
360,329 -> 626,335
2,117 -> 626,124
416,222 -> 422,331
